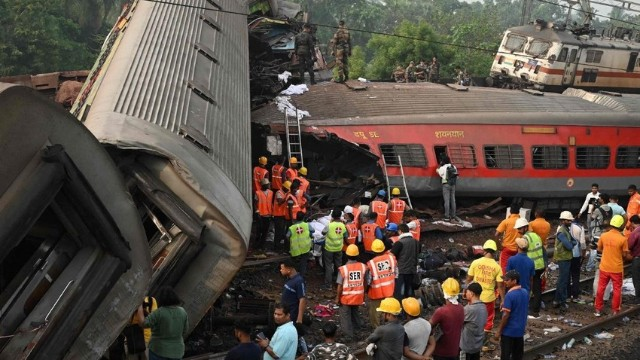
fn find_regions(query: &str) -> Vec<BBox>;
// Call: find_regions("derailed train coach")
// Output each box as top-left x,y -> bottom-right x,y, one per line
71,0 -> 252,340
1,0 -> 252,358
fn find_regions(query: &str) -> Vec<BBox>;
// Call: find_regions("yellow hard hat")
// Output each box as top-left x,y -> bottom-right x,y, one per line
290,157 -> 298,165
371,239 -> 385,253
282,181 -> 292,190
401,297 -> 421,317
345,244 -> 359,256
611,214 -> 625,229
258,156 -> 268,165
391,187 -> 401,196
376,297 -> 402,315
483,239 -> 497,251
442,278 -> 460,297
299,167 -> 308,176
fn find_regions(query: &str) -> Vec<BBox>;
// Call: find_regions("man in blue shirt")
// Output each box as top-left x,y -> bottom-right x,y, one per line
280,259 -> 307,325
506,238 -> 535,292
226,321 -> 261,360
495,270 -> 529,360
258,304 -> 298,360
608,195 -> 627,217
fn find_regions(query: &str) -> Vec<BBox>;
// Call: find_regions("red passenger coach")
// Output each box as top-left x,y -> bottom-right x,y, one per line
252,82 -> 640,199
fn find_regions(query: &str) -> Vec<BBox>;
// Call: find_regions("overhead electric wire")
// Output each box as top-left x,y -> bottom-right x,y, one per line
142,0 -> 640,73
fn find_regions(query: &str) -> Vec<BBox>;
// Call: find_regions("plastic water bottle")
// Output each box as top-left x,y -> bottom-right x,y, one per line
567,338 -> 576,349
584,337 -> 593,345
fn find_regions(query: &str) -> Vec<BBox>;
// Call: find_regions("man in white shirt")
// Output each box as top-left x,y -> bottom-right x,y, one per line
578,183 -> 600,220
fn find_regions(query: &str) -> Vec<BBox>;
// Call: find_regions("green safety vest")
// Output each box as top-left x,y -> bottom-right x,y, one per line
554,226 -> 574,261
289,222 -> 311,257
325,222 -> 347,252
525,231 -> 545,270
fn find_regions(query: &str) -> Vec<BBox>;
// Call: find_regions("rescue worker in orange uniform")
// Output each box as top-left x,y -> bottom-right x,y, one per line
360,212 -> 384,262
271,158 -> 284,191
351,198 -> 362,228
285,181 -> 301,224
285,157 -> 299,182
272,180 -> 291,252
626,185 -> 640,235
343,212 -> 360,252
370,190 -> 388,229
405,210 -> 421,241
335,244 -> 366,341
387,188 -> 407,226
366,239 -> 397,329
495,202 -> 522,276
254,178 -> 273,250
293,173 -> 311,214
253,156 -> 269,193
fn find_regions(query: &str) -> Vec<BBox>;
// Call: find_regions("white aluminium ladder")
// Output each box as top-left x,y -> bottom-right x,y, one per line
382,155 -> 413,209
284,110 -> 304,166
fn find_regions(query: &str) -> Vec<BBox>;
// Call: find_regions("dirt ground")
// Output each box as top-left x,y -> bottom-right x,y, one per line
184,213 -> 640,359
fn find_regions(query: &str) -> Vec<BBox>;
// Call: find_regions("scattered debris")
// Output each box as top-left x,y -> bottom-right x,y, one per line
593,331 -> 615,339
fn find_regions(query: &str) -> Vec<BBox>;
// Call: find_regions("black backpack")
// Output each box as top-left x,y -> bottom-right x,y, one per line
597,206 -> 613,228
446,165 -> 458,185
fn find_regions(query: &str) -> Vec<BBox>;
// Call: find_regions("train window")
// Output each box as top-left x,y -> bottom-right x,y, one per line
532,146 -> 568,169
569,49 -> 577,63
581,68 -> 598,83
576,146 -> 610,169
616,146 -> 640,168
446,144 -> 478,168
379,144 -> 427,167
557,48 -> 568,62
484,145 -> 525,169
527,40 -> 551,57
504,34 -> 526,52
585,50 -> 603,63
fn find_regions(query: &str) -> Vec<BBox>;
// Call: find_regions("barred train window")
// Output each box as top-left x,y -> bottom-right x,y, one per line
484,145 -> 525,169
585,50 -> 603,63
616,146 -> 640,168
379,144 -> 427,167
576,146 -> 610,169
448,144 -> 478,168
532,146 -> 568,169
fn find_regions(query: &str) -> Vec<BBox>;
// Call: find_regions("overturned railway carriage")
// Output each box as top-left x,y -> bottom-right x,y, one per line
252,82 -> 640,199
489,23 -> 640,92
0,84 -> 151,358
71,0 -> 251,342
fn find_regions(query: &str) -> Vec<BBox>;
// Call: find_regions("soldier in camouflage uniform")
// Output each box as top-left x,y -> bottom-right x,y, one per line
295,23 -> 316,85
305,322 -> 355,360
428,56 -> 440,83
392,66 -> 405,83
405,61 -> 417,83
330,20 -> 352,83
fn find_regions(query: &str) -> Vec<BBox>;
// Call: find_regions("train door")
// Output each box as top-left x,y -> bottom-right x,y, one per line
562,47 -> 580,86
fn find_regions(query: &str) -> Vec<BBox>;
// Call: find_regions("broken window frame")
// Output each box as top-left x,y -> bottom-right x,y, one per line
531,145 -> 568,169
379,144 -> 427,167
576,146 -> 610,169
526,39 -> 552,57
503,34 -> 527,52
615,146 -> 640,168
483,145 -> 525,169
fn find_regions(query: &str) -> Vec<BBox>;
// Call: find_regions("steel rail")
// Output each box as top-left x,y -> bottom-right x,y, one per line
540,264 -> 631,302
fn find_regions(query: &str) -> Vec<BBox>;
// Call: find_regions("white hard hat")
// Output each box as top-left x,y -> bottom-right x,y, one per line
343,205 -> 353,214
514,218 -> 529,229
559,211 -> 574,221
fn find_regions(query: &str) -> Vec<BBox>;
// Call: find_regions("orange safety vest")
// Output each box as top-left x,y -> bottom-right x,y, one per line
284,193 -> 300,221
295,189 -> 307,214
367,254 -> 397,299
387,198 -> 406,225
352,206 -> 361,228
338,262 -> 366,305
410,219 -> 421,241
296,176 -> 310,194
343,222 -> 359,251
272,190 -> 287,217
253,166 -> 269,193
271,164 -> 284,190
255,190 -> 273,216
370,200 -> 388,228
285,168 -> 298,182
361,222 -> 378,252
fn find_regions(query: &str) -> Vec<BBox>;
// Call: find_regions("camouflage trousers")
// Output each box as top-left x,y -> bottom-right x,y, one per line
298,54 -> 315,84
335,48 -> 349,83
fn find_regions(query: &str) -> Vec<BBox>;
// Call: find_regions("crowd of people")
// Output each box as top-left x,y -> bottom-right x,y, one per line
392,58 -> 441,83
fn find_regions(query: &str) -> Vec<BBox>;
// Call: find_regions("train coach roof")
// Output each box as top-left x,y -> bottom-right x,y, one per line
507,24 -> 640,50
251,82 -> 640,127
563,88 -> 640,112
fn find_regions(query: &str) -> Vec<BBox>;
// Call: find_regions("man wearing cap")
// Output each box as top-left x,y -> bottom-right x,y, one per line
385,223 -> 399,244
506,237 -> 535,293
391,224 -> 420,300
427,278 -> 464,360
361,212 -> 384,262
460,283 -> 487,360
253,156 -> 270,193
495,270 -> 529,360
401,297 -> 434,360
322,208 -> 348,289
495,202 -> 521,276
365,298 -> 408,360
285,157 -> 299,183
553,211 -> 578,311
286,212 -> 313,277
254,177 -> 273,250
335,245 -> 366,341
388,188 -> 407,226
294,167 -> 311,214
595,214 -> 631,316
366,239 -> 398,329
567,216 -> 587,303
515,218 -> 547,317
370,190 -> 389,229
466,240 -> 504,334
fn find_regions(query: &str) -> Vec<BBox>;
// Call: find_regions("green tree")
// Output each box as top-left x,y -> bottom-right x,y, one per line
349,45 -> 367,79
